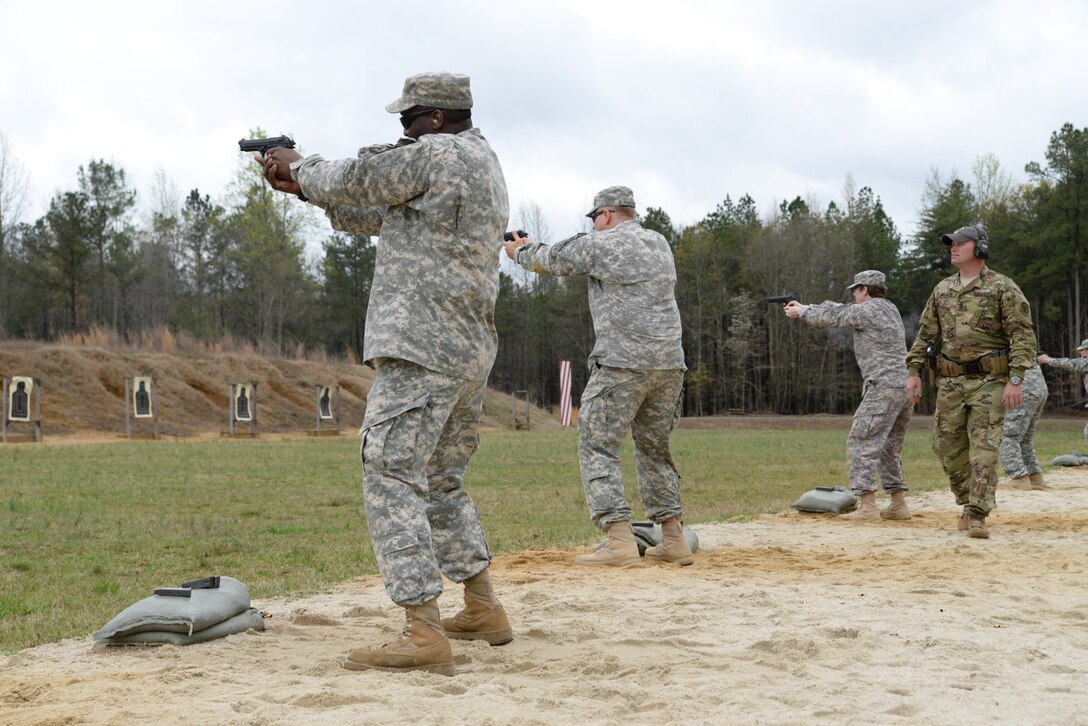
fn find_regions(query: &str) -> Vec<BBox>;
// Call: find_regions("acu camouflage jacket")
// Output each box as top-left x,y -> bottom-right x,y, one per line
514,220 -> 685,371
292,129 -> 509,381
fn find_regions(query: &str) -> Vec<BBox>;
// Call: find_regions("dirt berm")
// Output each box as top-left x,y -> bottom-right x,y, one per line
0,343 -> 559,438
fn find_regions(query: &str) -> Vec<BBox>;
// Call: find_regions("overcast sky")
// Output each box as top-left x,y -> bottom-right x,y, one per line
2,0 -> 1086,247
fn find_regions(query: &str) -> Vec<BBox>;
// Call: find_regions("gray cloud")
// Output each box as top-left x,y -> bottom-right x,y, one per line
2,0 -> 1086,246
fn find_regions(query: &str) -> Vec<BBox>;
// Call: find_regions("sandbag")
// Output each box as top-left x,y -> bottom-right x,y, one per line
101,608 -> 265,646
95,575 -> 256,645
1050,453 -> 1088,467
630,520 -> 699,556
792,486 -> 857,514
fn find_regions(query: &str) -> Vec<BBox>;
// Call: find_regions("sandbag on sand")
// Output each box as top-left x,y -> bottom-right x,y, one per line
1050,453 -> 1088,467
792,486 -> 858,514
630,520 -> 699,555
95,576 -> 263,646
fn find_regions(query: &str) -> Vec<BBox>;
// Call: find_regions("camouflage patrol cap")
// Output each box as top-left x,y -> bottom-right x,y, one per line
1077,339 -> 1088,352
846,270 -> 886,291
586,186 -> 636,217
385,72 -> 473,113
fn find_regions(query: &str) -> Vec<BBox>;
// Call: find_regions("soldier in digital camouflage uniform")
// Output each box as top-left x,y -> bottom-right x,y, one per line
502,187 -> 692,567
259,72 -> 512,676
1038,339 -> 1088,444
906,225 -> 1038,539
999,364 -> 1049,490
783,270 -> 913,522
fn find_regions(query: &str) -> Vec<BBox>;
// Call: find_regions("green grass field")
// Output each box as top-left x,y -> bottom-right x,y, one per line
1,422 -> 1083,653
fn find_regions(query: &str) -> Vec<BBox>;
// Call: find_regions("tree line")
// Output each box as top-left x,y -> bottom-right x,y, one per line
1,124 -> 1087,416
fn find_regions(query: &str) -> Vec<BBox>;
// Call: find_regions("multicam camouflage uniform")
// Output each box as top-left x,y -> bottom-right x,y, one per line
999,365 -> 1048,479
800,297 -> 912,495
906,267 -> 1037,517
1040,354 -> 1088,441
514,209 -> 686,530
291,89 -> 508,606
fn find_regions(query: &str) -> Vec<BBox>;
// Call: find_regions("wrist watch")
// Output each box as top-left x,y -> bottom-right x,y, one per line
1009,375 -> 1023,385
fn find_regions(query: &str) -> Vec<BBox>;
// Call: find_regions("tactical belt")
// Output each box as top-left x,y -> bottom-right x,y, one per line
936,349 -> 1009,377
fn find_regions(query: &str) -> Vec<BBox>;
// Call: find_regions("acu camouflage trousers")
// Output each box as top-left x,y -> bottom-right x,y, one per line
847,381 -> 912,494
360,359 -> 492,606
999,384 -> 1047,479
578,365 -> 685,530
932,374 -> 1006,516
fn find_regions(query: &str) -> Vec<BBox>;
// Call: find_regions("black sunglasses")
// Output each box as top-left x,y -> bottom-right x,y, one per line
587,208 -> 610,221
399,108 -> 437,129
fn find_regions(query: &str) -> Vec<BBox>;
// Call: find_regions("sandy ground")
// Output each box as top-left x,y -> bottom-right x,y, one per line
3,471 -> 1088,725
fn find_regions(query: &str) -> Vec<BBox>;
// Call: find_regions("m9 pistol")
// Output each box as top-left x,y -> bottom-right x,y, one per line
238,135 -> 297,156
766,294 -> 798,305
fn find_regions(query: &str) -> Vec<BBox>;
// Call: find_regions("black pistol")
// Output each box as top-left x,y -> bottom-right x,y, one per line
766,294 -> 798,304
503,230 -> 529,242
181,576 -> 221,590
238,135 -> 297,156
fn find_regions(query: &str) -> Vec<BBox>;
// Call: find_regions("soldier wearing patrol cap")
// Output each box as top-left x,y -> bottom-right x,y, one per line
503,186 -> 692,568
1038,339 -> 1088,448
906,224 -> 1038,539
259,72 -> 512,675
784,270 -> 914,522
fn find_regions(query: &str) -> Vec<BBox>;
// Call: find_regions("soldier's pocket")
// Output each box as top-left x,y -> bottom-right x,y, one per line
982,403 -> 1007,449
850,396 -> 893,439
670,388 -> 683,432
360,395 -> 429,473
968,290 -> 1002,336
579,369 -> 630,431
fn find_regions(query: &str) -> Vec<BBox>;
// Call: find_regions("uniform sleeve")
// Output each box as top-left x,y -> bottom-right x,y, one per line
1045,357 -> 1088,374
515,232 -> 596,277
1001,285 -> 1038,377
906,291 -> 941,376
323,204 -> 385,236
800,301 -> 869,329
292,143 -> 431,209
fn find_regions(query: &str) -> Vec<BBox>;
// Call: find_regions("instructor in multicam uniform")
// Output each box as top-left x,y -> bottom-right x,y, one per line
783,270 -> 913,522
259,72 -> 512,676
503,187 -> 693,567
905,224 -> 1037,539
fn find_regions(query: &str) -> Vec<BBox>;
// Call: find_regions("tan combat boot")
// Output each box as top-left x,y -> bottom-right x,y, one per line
574,520 -> 641,567
343,598 -> 455,676
441,569 -> 514,646
1008,476 -> 1031,490
967,514 -> 990,539
644,517 -> 695,566
957,506 -> 970,531
839,491 -> 880,521
880,490 -> 912,521
1029,473 -> 1051,490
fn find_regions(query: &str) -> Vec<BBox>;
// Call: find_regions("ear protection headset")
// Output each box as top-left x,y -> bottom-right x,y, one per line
971,225 -> 989,259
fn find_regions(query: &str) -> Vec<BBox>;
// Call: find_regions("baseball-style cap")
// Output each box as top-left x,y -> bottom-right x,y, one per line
1077,339 -> 1088,351
942,226 -> 983,245
385,72 -> 473,114
846,270 -> 886,291
586,186 -> 636,218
